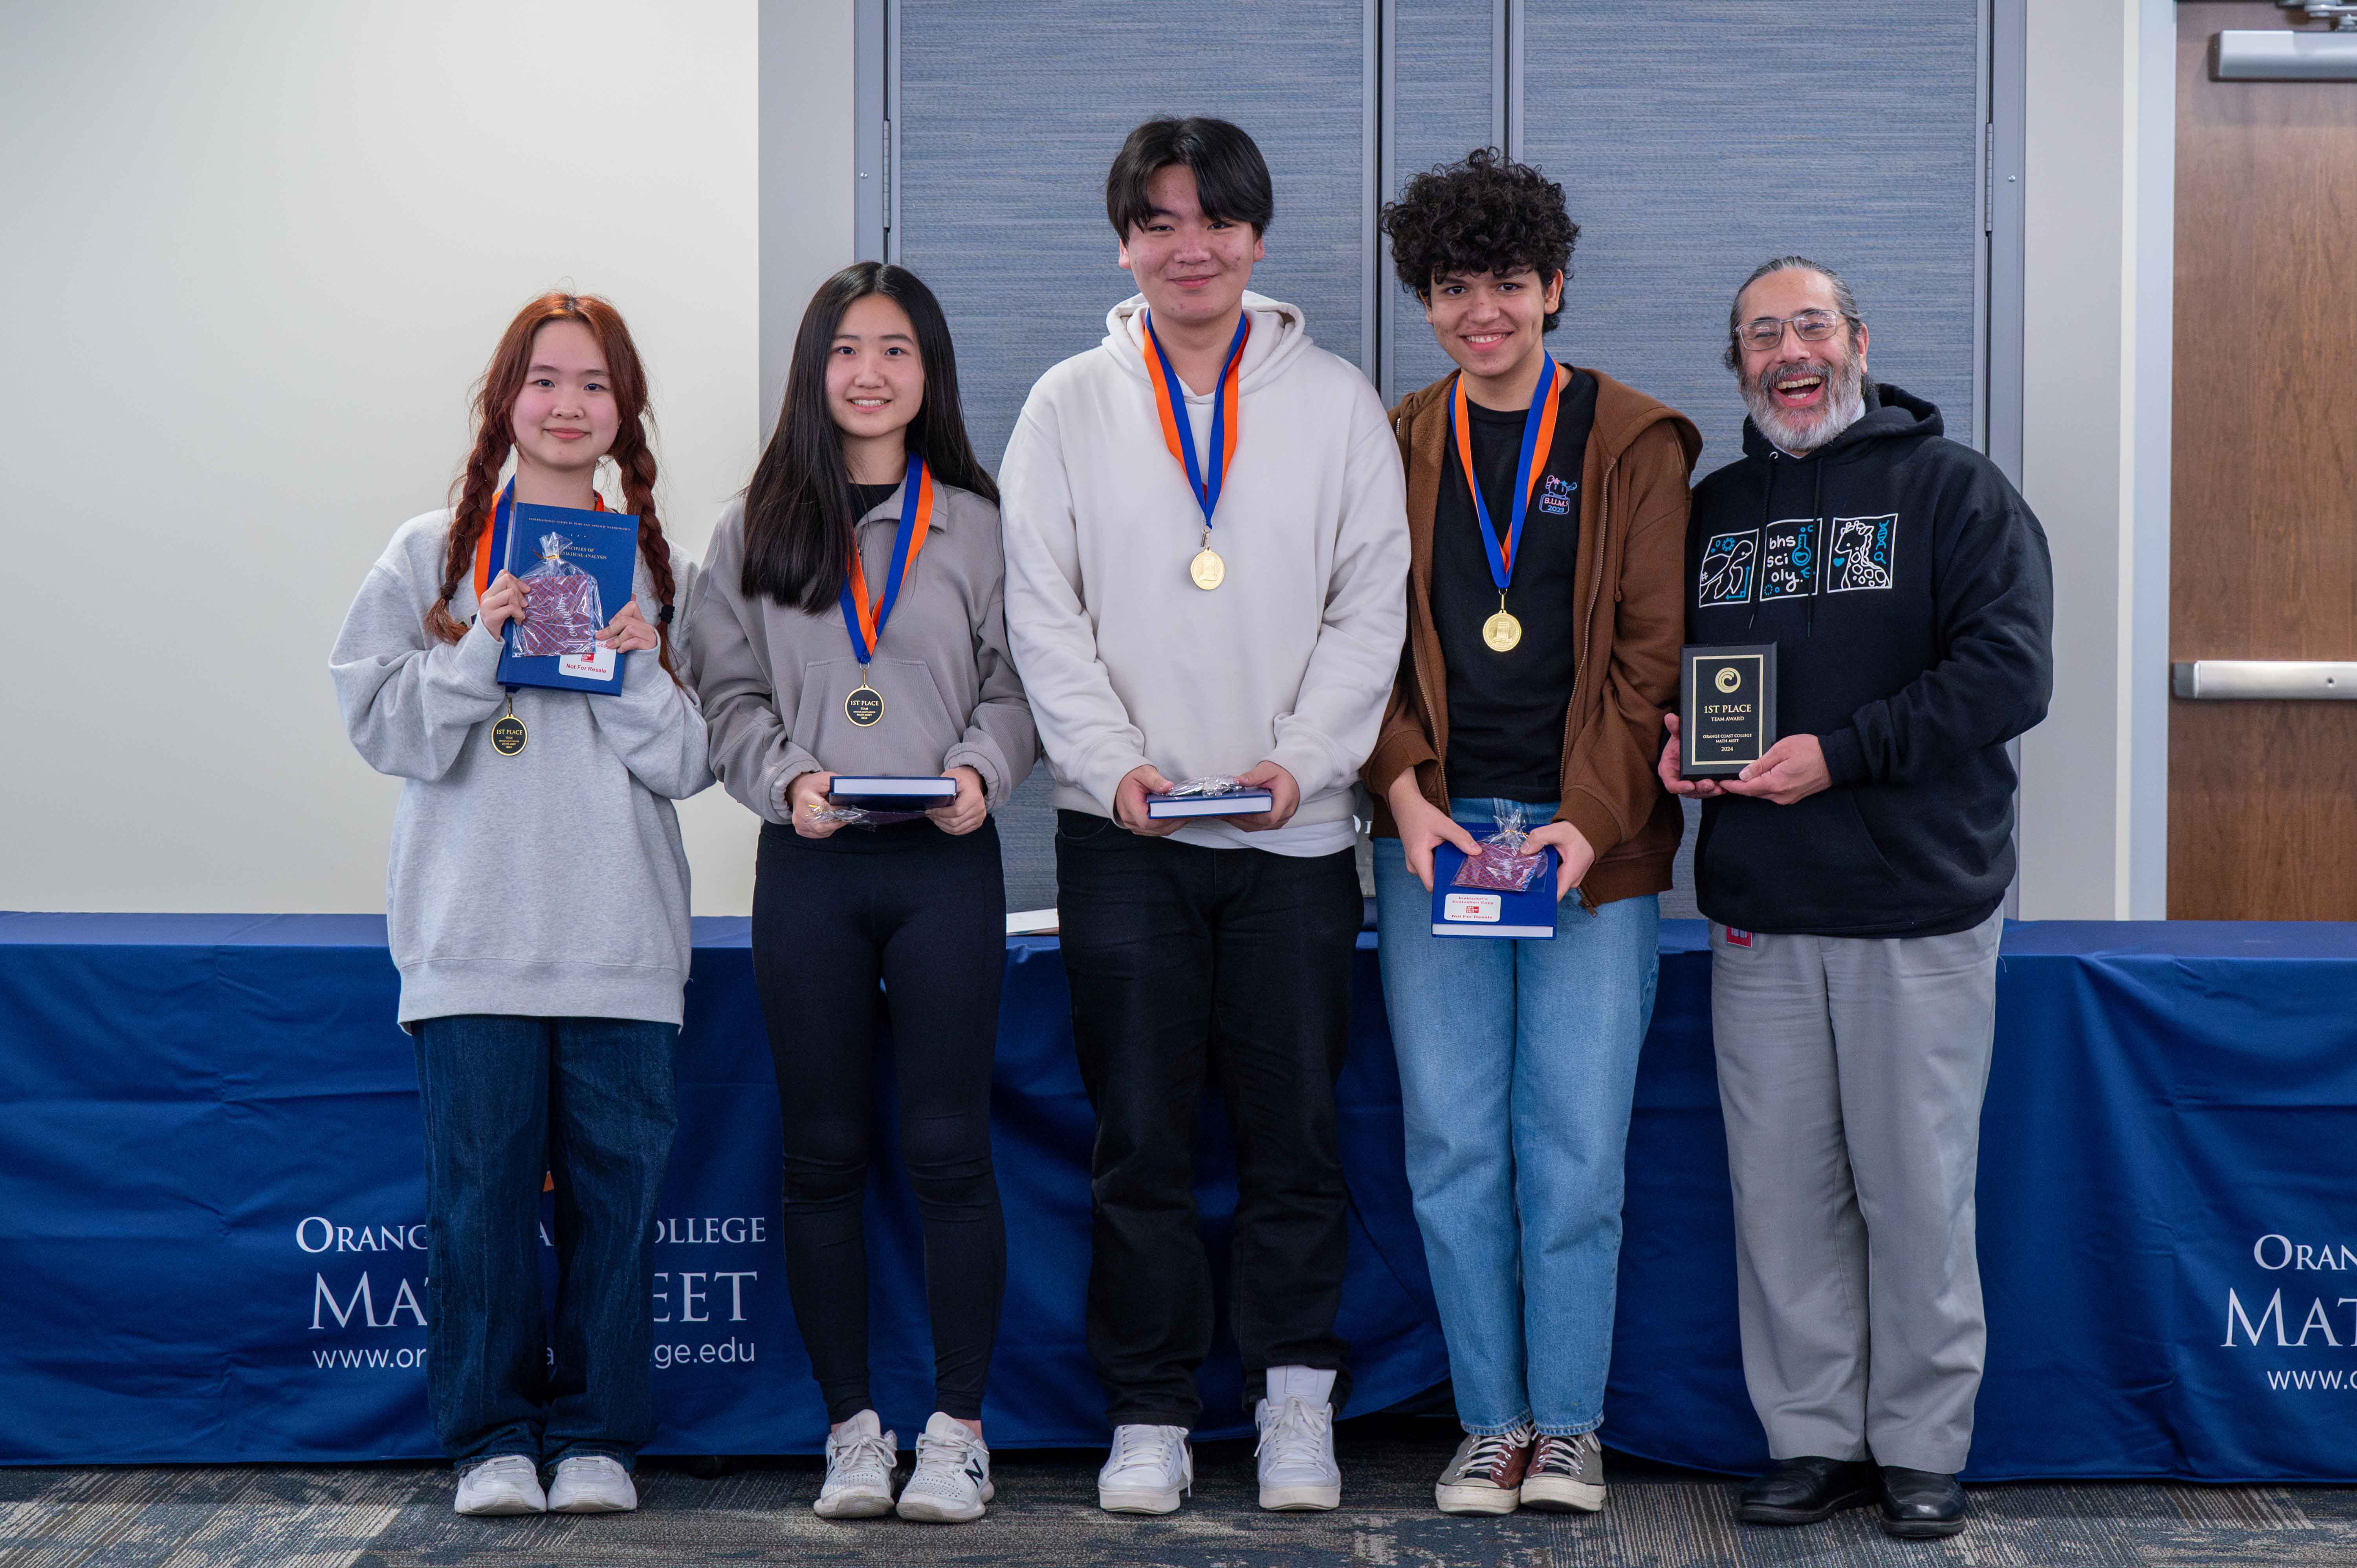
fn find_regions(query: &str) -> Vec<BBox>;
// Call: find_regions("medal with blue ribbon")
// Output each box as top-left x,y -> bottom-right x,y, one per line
836,453 -> 935,726
1143,310 -> 1250,590
1449,356 -> 1562,652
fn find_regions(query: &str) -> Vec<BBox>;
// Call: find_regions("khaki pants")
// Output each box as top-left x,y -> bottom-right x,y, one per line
1708,909 -> 2002,1474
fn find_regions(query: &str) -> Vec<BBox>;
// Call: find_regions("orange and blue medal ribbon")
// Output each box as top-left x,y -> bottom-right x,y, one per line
1143,310 -> 1250,587
1448,356 -> 1561,651
835,453 -> 934,725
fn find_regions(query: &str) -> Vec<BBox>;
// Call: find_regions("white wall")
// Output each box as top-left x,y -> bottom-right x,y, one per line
0,1 -> 854,915
2012,0 -> 2172,920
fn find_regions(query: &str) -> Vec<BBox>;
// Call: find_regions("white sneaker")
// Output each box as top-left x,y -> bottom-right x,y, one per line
1520,1431 -> 1606,1513
1255,1365 -> 1341,1511
1097,1423 -> 1192,1514
896,1412 -> 993,1523
546,1454 -> 638,1513
453,1454 -> 546,1516
814,1410 -> 898,1519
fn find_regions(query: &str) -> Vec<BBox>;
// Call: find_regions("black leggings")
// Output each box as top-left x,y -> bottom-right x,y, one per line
750,817 -> 1006,1423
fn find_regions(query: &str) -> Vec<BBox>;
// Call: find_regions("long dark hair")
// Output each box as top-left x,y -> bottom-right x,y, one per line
742,262 -> 997,612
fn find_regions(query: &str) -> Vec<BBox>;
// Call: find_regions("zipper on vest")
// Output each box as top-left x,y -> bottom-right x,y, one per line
1559,463 -> 1612,916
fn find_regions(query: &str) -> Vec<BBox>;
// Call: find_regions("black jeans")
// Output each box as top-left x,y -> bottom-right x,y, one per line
1054,810 -> 1362,1427
751,819 -> 1007,1423
411,1015 -> 678,1469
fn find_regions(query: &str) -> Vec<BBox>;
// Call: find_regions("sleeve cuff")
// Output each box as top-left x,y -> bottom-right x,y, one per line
1818,727 -> 1868,788
453,621 -> 508,694
765,757 -> 823,823
1266,739 -> 1337,805
945,741 -> 1009,808
1552,789 -> 1626,864
1362,730 -> 1439,798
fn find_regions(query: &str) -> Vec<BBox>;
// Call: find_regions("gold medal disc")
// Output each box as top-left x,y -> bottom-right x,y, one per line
1189,547 -> 1226,591
845,684 -> 884,727
1482,610 -> 1523,652
490,714 -> 527,756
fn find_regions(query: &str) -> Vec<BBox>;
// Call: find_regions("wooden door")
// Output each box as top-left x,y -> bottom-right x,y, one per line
2170,3 -> 2357,919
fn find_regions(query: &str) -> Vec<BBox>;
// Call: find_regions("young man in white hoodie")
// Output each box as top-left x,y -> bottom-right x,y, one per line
1000,117 -> 1410,1517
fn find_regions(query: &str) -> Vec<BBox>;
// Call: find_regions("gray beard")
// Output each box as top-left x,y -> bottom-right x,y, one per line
1743,355 -> 1867,454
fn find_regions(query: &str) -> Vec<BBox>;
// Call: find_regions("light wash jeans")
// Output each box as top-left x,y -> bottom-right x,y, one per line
1373,799 -> 1660,1437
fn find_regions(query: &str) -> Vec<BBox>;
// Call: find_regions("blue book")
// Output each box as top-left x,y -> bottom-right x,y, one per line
1146,788 -> 1274,819
1431,834 -> 1558,939
493,501 -> 641,695
829,775 -> 956,810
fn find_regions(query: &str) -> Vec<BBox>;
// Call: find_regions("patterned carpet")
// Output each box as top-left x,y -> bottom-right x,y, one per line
2,1420 -> 2352,1568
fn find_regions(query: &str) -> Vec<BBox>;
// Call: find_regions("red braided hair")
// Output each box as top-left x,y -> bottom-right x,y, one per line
425,291 -> 680,681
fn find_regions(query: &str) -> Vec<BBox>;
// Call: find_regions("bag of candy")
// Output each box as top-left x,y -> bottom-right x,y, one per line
1451,804 -> 1549,893
510,532 -> 605,658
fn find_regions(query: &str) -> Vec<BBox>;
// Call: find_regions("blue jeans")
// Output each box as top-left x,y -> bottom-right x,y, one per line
411,1015 -> 678,1470
1373,801 -> 1659,1436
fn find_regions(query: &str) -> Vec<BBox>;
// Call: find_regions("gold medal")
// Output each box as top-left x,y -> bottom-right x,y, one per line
490,693 -> 527,755
1482,610 -> 1523,652
1189,546 -> 1226,591
845,681 -> 883,727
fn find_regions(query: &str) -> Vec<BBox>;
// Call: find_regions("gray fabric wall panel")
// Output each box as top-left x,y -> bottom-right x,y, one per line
896,0 -> 1373,473
1386,0 -> 1500,403
1519,0 -> 1981,917
1518,0 -> 1981,479
895,1 -> 1373,912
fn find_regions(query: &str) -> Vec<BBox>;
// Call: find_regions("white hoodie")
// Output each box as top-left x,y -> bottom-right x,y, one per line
999,291 -> 1409,856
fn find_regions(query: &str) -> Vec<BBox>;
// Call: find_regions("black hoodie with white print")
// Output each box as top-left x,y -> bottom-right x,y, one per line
1684,383 -> 2053,937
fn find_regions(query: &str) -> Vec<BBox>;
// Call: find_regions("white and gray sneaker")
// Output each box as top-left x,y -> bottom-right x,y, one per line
1097,1423 -> 1193,1514
1521,1431 -> 1606,1512
896,1412 -> 993,1523
1255,1365 -> 1341,1511
814,1409 -> 898,1519
546,1454 -> 637,1513
453,1453 -> 547,1516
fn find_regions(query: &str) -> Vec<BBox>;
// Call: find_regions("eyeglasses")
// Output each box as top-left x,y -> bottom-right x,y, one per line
1738,310 -> 1846,350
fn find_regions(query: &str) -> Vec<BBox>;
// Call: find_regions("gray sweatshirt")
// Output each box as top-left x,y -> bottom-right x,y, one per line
693,479 -> 1036,821
330,509 -> 713,1027
999,292 -> 1409,856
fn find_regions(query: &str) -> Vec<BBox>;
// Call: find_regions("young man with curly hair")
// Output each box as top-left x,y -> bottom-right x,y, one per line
1364,149 -> 1699,1517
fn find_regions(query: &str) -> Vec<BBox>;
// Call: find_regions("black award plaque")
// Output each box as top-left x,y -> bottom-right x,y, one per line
1680,643 -> 1777,779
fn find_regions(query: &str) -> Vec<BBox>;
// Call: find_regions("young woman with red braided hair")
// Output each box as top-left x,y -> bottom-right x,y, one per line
329,291 -> 710,1520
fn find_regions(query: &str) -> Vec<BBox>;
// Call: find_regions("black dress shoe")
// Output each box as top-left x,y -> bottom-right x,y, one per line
1736,1456 -> 1880,1524
1879,1466 -> 1967,1539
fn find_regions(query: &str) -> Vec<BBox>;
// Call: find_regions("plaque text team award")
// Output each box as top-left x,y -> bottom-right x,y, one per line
1679,643 -> 1777,778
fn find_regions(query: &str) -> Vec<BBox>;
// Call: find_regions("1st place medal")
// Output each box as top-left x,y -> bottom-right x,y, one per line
1450,356 -> 1562,654
491,692 -> 527,755
1144,310 -> 1250,590
836,452 -> 935,727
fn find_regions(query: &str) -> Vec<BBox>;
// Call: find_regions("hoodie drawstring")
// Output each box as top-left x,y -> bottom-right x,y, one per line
1745,449 -> 1825,638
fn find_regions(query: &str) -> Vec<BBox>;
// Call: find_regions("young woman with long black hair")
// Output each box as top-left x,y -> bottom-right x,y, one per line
694,262 -> 1034,1524
330,292 -> 711,1517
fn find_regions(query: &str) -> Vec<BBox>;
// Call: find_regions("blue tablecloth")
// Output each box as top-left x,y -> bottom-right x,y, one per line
2,912 -> 2353,1480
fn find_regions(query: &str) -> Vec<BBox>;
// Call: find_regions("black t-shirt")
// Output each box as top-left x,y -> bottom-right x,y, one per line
850,481 -> 902,517
1434,368 -> 1598,802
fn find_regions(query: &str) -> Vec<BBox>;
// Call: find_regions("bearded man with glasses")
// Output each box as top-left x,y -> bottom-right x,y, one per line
1657,256 -> 2053,1541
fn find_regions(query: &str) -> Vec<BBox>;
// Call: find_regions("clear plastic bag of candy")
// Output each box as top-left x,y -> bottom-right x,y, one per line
1162,775 -> 1250,798
510,532 -> 605,658
1451,804 -> 1549,893
806,805 -> 929,828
